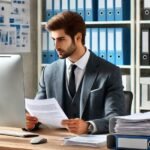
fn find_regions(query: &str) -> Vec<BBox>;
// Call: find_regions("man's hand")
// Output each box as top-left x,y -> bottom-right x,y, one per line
61,118 -> 89,135
26,113 -> 38,130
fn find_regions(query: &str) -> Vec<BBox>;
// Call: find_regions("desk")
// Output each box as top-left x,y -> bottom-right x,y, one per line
0,127 -> 108,150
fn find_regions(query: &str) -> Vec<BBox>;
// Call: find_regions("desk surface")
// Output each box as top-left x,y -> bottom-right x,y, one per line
0,127 -> 108,150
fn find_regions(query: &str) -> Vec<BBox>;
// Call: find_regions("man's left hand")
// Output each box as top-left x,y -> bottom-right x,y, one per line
61,118 -> 89,134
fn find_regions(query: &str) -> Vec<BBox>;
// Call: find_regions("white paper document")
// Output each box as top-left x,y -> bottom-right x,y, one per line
25,98 -> 68,128
64,134 -> 107,147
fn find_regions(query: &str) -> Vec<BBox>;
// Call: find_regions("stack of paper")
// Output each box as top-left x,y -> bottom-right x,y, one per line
64,134 -> 107,147
111,112 -> 150,135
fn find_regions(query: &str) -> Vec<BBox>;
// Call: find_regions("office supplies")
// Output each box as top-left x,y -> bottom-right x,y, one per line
91,28 -> 99,56
141,28 -> 150,65
0,55 -> 26,128
114,0 -> 130,21
115,28 -> 130,65
69,0 -> 76,12
106,0 -> 115,21
85,28 -> 91,50
77,0 -> 84,20
98,0 -> 106,21
142,0 -> 150,20
42,29 -> 48,63
46,0 -> 54,21
0,129 -> 38,137
30,137 -> 47,144
62,0 -> 69,12
53,0 -> 61,16
99,28 -> 107,60
107,28 -> 115,64
64,134 -> 107,147
122,75 -> 131,91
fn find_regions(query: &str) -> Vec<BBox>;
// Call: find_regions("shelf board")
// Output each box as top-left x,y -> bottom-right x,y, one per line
119,65 -> 132,69
140,66 -> 150,69
140,20 -> 150,24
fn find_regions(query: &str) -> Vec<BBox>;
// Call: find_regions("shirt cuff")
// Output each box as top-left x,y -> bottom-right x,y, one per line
87,121 -> 97,134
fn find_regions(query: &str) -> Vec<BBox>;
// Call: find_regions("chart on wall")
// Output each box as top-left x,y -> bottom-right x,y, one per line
0,0 -> 30,53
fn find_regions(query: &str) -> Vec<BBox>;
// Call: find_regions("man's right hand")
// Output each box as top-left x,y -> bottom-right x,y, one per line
26,113 -> 38,130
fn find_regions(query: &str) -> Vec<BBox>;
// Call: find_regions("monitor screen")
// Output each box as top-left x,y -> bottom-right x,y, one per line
0,55 -> 26,128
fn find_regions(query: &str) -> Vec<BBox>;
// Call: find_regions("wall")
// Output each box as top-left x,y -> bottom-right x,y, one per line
22,0 -> 37,98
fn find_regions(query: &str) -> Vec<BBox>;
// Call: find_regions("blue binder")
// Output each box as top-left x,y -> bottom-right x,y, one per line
69,0 -> 77,12
77,0 -> 85,20
46,0 -> 54,21
91,28 -> 99,56
107,28 -> 115,64
98,0 -> 106,21
48,33 -> 55,63
106,0 -> 115,21
85,28 -> 91,50
62,0 -> 69,12
115,0 -> 130,21
53,0 -> 61,16
99,28 -> 107,60
85,0 -> 93,21
115,28 -> 130,65
42,29 -> 48,64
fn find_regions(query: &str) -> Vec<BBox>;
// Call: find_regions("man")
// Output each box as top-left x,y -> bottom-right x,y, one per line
26,11 -> 125,134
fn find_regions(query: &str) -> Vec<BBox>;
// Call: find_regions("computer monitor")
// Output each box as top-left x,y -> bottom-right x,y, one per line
0,55 -> 26,128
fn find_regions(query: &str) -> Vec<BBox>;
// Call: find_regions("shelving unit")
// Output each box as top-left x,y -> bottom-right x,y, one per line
136,0 -> 150,112
37,0 -> 136,112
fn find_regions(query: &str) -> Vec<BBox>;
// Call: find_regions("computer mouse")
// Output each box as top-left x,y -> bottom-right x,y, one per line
30,136 -> 47,144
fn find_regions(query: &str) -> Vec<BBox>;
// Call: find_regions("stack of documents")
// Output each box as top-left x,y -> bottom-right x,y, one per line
64,134 -> 107,147
110,112 -> 150,135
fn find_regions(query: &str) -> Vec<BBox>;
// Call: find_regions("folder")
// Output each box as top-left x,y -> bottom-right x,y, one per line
48,33 -> 55,63
98,0 -> 106,21
99,28 -> 107,60
53,0 -> 61,16
142,0 -> 150,20
62,0 -> 69,12
46,0 -> 54,21
69,0 -> 77,12
141,28 -> 150,65
42,29 -> 48,64
85,28 -> 91,50
106,0 -> 115,21
122,75 -> 131,91
114,0 -> 130,21
91,28 -> 99,56
115,28 -> 130,65
77,0 -> 85,20
107,28 -> 115,64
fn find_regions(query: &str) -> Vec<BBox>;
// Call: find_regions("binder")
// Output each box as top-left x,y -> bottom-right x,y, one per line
141,28 -> 150,65
114,0 -> 130,21
46,0 -> 54,21
106,0 -> 115,21
42,29 -> 48,64
122,75 -> 131,91
53,0 -> 61,16
98,0 -> 106,21
77,0 -> 85,20
85,0 -> 93,21
99,28 -> 107,60
69,0 -> 77,12
62,0 -> 69,12
85,28 -> 91,50
142,0 -> 150,20
107,28 -> 115,64
48,33 -> 55,63
115,28 -> 130,65
91,28 -> 99,56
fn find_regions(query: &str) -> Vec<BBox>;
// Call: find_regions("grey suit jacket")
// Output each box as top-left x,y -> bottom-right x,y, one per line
35,51 -> 125,133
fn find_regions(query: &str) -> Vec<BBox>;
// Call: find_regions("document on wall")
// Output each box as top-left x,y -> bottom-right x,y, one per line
25,98 -> 68,128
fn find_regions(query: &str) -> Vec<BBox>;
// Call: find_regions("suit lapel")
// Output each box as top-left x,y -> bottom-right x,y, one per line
54,60 -> 66,107
80,53 -> 100,117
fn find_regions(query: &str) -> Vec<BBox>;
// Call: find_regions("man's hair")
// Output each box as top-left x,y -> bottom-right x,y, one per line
46,11 -> 86,45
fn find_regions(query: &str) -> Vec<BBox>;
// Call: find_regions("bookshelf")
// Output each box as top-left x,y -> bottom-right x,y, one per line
37,0 -> 136,112
136,0 -> 150,112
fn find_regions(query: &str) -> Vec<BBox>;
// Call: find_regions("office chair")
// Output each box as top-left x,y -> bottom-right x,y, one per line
123,91 -> 133,115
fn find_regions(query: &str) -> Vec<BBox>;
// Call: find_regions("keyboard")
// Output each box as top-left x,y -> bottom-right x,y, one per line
0,129 -> 39,137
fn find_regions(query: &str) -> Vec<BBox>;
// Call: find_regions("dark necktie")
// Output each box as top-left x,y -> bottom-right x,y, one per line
68,65 -> 77,98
